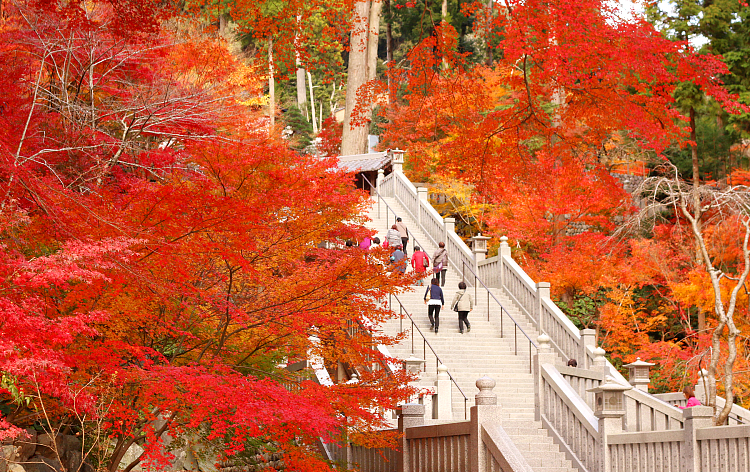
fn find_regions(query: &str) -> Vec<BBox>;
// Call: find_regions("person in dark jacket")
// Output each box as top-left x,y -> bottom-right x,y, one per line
424,278 -> 444,333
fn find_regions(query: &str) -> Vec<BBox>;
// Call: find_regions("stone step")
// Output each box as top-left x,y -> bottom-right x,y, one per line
366,194 -> 578,472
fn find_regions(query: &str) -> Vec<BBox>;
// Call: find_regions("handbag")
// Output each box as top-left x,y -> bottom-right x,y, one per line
433,261 -> 443,274
422,255 -> 429,268
452,292 -> 464,312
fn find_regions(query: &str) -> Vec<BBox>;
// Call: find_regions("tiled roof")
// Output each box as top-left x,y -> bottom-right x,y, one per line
337,151 -> 390,172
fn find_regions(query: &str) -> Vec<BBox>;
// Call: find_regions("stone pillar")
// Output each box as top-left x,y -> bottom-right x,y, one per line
681,406 -> 713,472
444,217 -> 455,244
435,364 -> 453,420
470,377 -> 503,472
416,187 -> 428,228
398,403 -> 425,472
376,169 -> 385,218
390,148 -> 405,174
534,334 -> 557,421
589,377 -> 630,472
580,329 -> 596,369
498,236 -> 511,290
535,282 -> 550,331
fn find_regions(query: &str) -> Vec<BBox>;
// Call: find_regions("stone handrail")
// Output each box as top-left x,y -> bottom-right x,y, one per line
539,363 -> 600,472
654,391 -> 750,425
697,424 -> 750,467
623,387 -> 684,432
499,254 -> 538,322
482,424 -> 534,472
378,170 -> 475,275
557,365 -> 604,409
607,429 -> 683,472
540,296 -> 581,363
405,421 -> 472,471
477,256 -> 500,288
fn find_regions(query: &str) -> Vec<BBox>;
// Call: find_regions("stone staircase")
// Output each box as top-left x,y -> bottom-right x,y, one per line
365,196 -> 577,472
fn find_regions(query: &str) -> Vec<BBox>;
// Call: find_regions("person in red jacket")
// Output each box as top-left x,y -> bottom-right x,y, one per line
410,246 -> 430,286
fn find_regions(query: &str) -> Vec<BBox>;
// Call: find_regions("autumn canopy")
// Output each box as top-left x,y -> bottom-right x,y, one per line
2,0 -> 750,469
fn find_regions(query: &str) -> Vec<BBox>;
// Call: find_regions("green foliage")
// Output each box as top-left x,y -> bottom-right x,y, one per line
556,292 -> 603,330
662,112 -> 741,180
282,106 -> 314,151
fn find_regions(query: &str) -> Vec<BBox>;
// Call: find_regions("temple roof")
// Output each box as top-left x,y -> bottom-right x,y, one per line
336,151 -> 390,173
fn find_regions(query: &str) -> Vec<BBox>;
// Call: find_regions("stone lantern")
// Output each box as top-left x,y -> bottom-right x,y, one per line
403,354 -> 425,375
588,376 -> 631,418
623,357 -> 655,392
389,148 -> 405,174
470,233 -> 491,262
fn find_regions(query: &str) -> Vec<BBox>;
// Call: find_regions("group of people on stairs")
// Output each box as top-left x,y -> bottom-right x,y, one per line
424,280 -> 474,334
382,217 -> 472,333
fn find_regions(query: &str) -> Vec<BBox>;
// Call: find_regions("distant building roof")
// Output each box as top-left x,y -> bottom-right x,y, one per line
337,151 -> 390,173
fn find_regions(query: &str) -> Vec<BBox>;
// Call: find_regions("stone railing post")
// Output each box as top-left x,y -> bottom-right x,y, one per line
681,406 -> 712,472
534,334 -> 557,422
580,329 -> 596,369
470,377 -> 502,472
589,377 -> 630,472
397,403 -> 425,472
535,282 -> 550,332
592,347 -> 608,375
390,149 -> 405,174
434,364 -> 452,420
376,169 -> 385,218
416,187 -> 428,229
498,236 -> 510,290
444,217 -> 455,243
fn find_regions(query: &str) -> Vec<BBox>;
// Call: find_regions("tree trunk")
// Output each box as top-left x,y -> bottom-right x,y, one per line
341,0 -> 372,156
295,16 -> 308,119
689,107 -> 705,331
308,70 -> 318,133
486,0 -> 493,66
385,0 -> 393,101
269,37 -> 275,129
367,0 -> 382,83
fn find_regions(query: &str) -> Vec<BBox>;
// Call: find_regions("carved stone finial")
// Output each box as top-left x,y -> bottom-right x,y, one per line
437,364 -> 449,380
537,334 -> 551,350
475,376 -> 497,406
593,347 -> 607,366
